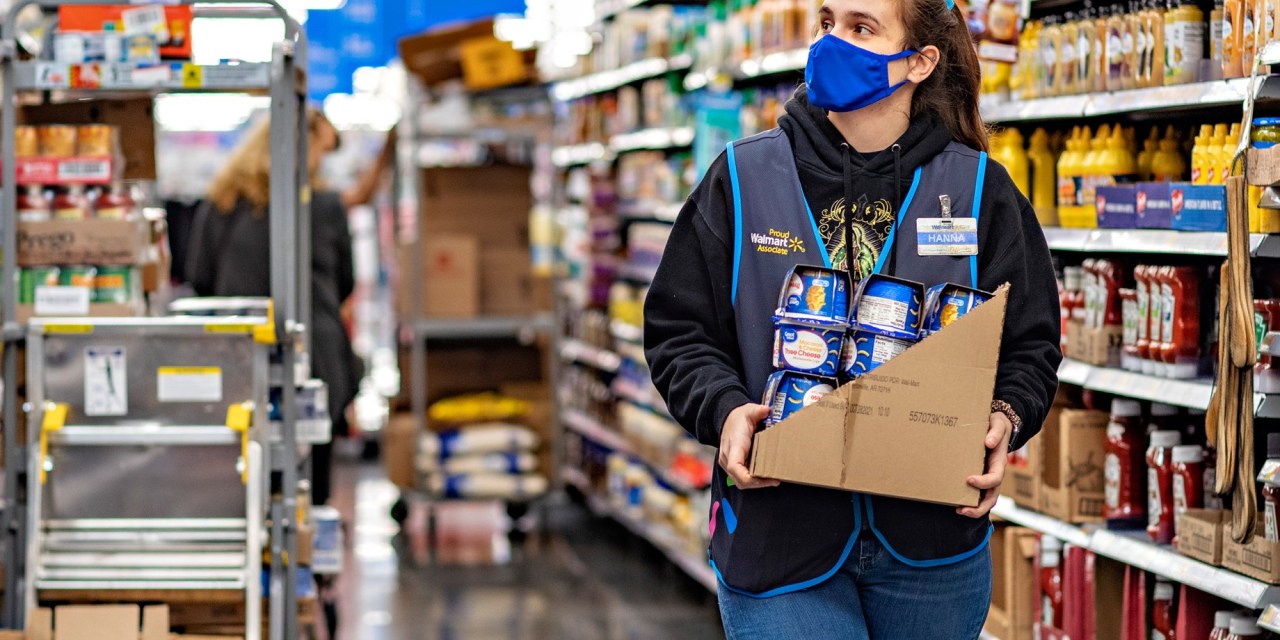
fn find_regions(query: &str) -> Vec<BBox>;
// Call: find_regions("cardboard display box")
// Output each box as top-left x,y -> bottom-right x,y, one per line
985,525 -> 1037,640
23,604 -> 168,640
1223,523 -> 1280,583
749,286 -> 1009,507
17,219 -> 152,267
384,412 -> 417,491
1176,509 -> 1228,566
480,246 -> 539,316
1248,146 -> 1280,186
1096,185 -> 1138,229
1006,410 -> 1046,509
397,234 -> 480,319
1039,409 -> 1108,523
20,99 -> 155,182
418,166 -> 532,248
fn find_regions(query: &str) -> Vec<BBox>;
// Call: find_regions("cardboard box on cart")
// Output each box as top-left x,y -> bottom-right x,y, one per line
749,285 -> 1010,507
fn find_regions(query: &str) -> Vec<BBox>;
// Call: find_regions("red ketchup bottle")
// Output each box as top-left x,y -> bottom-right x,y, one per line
1135,264 -> 1153,366
1172,444 -> 1205,546
1039,536 -> 1064,630
1121,288 -> 1140,370
1160,266 -> 1201,379
1105,399 -> 1146,523
1150,578 -> 1176,640
1082,258 -> 1100,329
1062,267 -> 1084,357
1149,266 -> 1173,377
1147,430 -> 1182,544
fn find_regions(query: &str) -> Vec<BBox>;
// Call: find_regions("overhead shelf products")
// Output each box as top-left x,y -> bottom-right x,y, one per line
551,53 -> 693,102
980,77 -> 1261,122
14,61 -> 272,93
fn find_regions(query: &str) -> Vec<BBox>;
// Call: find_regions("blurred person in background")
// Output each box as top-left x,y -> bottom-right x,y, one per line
187,108 -> 359,507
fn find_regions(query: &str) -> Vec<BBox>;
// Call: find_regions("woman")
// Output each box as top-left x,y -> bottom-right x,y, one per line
187,109 -> 358,507
644,0 -> 1061,636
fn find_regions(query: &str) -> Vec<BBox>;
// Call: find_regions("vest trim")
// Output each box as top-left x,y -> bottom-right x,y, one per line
968,152 -> 989,289
728,142 -> 745,304
864,495 -> 994,567
797,176 -> 832,269
871,167 -> 923,276
712,496 -> 864,598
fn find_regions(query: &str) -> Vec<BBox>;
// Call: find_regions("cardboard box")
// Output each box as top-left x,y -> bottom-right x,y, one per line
985,525 -> 1037,640
384,412 -> 417,491
418,167 -> 532,247
1176,509 -> 1228,565
58,5 -> 194,59
749,286 -> 1009,506
424,344 -> 545,406
20,99 -> 155,181
1092,554 -> 1125,640
1039,409 -> 1108,523
1171,183 -> 1228,232
480,246 -> 535,316
28,604 -> 169,640
1096,185 -> 1139,229
1136,183 -> 1176,229
397,235 -> 480,319
17,219 -> 151,266
1006,422 -> 1042,509
1223,522 -> 1280,583
1248,145 -> 1280,186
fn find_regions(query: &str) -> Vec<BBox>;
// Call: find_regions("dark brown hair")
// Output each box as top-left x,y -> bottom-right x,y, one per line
901,0 -> 989,151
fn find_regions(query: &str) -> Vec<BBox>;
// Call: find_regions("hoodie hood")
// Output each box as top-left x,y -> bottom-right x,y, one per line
778,84 -> 954,184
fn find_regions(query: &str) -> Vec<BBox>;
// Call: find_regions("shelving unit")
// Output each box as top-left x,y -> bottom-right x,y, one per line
559,339 -> 623,374
1041,228 -> 1280,257
552,127 -> 695,168
991,498 -> 1280,610
0,1 -> 310,637
550,53 -> 693,102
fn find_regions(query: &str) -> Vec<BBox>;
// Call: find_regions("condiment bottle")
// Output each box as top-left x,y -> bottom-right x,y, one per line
1095,7 -> 1111,92
1078,10 -> 1097,94
1228,617 -> 1264,639
51,185 -> 88,221
1043,16 -> 1063,95
1213,0 -> 1227,72
1146,266 -> 1169,376
1099,258 -> 1126,329
1137,127 -> 1160,180
1040,536 -> 1064,629
1083,258 -> 1101,328
1151,578 -> 1176,640
1062,267 -> 1085,355
1106,399 -> 1147,522
1193,124 -> 1214,184
1081,124 -> 1110,209
1259,0 -> 1277,65
93,183 -> 133,220
1172,444 -> 1205,516
1159,265 -> 1201,379
1211,610 -> 1236,640
1168,0 -> 1207,84
1263,433 -> 1280,541
1148,402 -> 1184,434
1122,288 -> 1141,370
1152,126 -> 1188,181
1151,0 -> 1168,84
1245,0 -> 1260,72
1136,265 -> 1155,366
1108,6 -> 1127,89
1222,123 -> 1243,183
1228,0 -> 1247,76
1030,128 -> 1059,224
1209,123 -> 1229,184
1147,429 -> 1182,544
16,185 -> 50,222
1063,14 -> 1081,94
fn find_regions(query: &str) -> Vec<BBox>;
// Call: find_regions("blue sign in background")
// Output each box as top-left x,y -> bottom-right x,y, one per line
306,0 -> 526,101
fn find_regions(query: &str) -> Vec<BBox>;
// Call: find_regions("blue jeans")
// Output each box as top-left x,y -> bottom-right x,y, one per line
717,536 -> 992,640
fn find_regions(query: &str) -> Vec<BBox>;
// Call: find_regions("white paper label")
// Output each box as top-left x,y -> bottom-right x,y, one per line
84,347 -> 127,416
781,330 -> 831,371
871,337 -> 909,364
858,297 -> 909,332
157,367 -> 222,402
1173,474 -> 1187,513
1268,501 -> 1278,542
1105,452 -> 1121,510
916,218 -> 978,256
121,5 -> 168,39
1148,467 -> 1162,529
34,286 -> 90,316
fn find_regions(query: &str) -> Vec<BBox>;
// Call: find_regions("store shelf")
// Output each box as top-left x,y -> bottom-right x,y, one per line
552,142 -> 610,168
611,320 -> 644,344
1260,604 -> 1280,633
412,314 -> 553,340
1090,529 -> 1280,609
563,409 -> 633,454
560,339 -> 622,373
617,263 -> 658,284
14,61 -> 271,93
618,201 -> 682,223
1041,227 -> 1280,257
991,497 -> 1280,609
990,497 -> 1092,549
734,48 -> 808,81
979,77 -> 1261,123
551,53 -> 693,102
562,465 -> 716,591
593,0 -> 708,23
609,126 -> 695,153
1055,358 -> 1265,413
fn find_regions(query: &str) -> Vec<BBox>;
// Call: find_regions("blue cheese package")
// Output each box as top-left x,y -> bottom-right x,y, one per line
922,283 -> 993,336
850,274 -> 925,340
772,320 -> 845,377
761,370 -> 837,425
840,329 -> 916,380
775,265 -> 851,326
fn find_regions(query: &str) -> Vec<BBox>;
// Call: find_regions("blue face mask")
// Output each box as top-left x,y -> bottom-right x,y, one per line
805,34 -> 918,113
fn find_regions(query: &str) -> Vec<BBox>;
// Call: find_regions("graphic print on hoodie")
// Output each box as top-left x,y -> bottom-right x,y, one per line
816,187 -> 895,277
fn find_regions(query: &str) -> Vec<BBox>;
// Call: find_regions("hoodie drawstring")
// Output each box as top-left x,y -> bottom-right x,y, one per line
888,143 -> 903,277
841,143 -> 856,281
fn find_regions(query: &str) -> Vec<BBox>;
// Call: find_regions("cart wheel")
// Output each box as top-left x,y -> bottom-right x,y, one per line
505,501 -> 529,522
390,497 -> 409,524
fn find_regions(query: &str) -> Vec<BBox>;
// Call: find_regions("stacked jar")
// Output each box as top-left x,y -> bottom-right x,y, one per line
762,267 -> 851,425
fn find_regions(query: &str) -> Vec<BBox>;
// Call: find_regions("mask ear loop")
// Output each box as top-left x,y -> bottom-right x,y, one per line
945,0 -> 955,9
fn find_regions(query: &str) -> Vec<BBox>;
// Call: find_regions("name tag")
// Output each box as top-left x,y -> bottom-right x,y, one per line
916,218 -> 978,256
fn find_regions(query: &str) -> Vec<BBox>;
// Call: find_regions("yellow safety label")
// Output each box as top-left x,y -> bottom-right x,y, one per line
44,324 -> 93,334
181,64 -> 203,89
158,366 -> 221,376
205,324 -> 254,335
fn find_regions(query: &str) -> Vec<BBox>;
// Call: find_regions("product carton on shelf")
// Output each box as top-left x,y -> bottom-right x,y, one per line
1091,553 -> 1126,640
397,234 -> 480,319
418,166 -> 532,248
480,246 -> 541,316
20,99 -> 155,181
1223,522 -> 1280,583
749,285 -> 1009,507
17,218 -> 152,267
1096,185 -> 1139,229
1005,418 -> 1043,509
1170,183 -> 1228,232
1247,146 -> 1280,186
57,5 -> 194,59
985,525 -> 1037,640
1037,409 -> 1108,523
1175,509 -> 1228,565
1136,183 -> 1176,229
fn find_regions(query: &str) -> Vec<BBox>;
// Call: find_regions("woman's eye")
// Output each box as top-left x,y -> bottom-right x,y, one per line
855,24 -> 873,35
820,20 -> 834,32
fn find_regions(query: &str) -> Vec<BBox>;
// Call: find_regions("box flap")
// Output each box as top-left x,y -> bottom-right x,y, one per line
140,605 -> 168,640
752,285 -> 1008,506
27,608 -> 52,640
55,605 -> 138,640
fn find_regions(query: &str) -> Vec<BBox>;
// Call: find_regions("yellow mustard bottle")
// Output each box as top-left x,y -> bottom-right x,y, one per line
1221,122 -> 1242,182
1030,128 -> 1059,224
1208,123 -> 1228,184
1004,128 -> 1031,198
1058,127 -> 1084,209
1097,126 -> 1139,193
1191,124 -> 1213,184
1137,126 -> 1160,180
1081,124 -> 1110,207
1151,126 -> 1188,181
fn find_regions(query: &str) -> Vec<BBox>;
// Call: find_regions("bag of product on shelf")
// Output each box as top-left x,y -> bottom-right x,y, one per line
425,472 -> 548,501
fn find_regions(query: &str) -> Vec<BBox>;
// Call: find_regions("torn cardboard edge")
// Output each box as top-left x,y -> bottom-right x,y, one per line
750,283 -> 1010,507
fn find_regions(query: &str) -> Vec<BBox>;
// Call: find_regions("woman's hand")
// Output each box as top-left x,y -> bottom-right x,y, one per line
957,411 -> 1013,518
719,404 -> 781,490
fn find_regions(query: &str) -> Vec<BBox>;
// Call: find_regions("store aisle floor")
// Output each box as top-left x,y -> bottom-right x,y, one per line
329,456 -> 724,640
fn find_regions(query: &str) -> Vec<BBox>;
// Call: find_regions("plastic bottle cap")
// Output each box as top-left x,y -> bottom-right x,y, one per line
1270,432 -> 1280,459
1216,610 -> 1237,629
1154,581 -> 1174,601
1110,398 -> 1142,418
1172,445 -> 1204,464
1150,430 -> 1182,448
1230,618 -> 1262,635
1040,538 -> 1061,567
1150,402 -> 1180,417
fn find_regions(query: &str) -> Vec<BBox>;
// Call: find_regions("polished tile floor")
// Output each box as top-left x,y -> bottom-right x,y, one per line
328,458 -> 724,640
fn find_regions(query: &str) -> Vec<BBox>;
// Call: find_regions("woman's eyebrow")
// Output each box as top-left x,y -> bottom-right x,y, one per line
843,10 -> 883,28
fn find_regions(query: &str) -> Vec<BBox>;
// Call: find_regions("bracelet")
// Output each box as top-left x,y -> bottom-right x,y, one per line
991,399 -> 1022,451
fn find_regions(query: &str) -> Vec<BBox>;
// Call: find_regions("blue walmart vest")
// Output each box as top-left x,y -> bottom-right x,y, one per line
712,128 -> 994,596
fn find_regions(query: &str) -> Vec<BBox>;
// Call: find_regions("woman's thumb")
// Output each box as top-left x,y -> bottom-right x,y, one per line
749,404 -> 772,421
